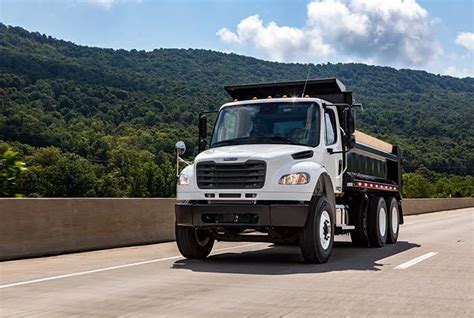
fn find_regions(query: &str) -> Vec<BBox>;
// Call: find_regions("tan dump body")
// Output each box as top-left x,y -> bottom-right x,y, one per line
355,130 -> 393,153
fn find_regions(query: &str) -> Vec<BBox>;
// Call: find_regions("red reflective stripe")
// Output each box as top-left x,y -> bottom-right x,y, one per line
352,182 -> 398,191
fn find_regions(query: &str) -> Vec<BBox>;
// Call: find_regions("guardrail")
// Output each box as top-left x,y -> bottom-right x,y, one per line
1,198 -> 473,261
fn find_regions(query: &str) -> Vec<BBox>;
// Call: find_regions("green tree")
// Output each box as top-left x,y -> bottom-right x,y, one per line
403,173 -> 434,198
434,176 -> 474,198
20,147 -> 99,197
0,148 -> 27,197
0,23 -> 473,198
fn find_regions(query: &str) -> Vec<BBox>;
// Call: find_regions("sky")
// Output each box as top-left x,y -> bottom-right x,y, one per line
0,0 -> 473,78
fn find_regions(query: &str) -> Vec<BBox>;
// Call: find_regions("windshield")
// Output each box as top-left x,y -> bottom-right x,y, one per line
210,102 -> 320,148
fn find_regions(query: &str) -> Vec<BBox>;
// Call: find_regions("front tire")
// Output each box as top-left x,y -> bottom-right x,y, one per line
367,196 -> 388,247
299,196 -> 334,264
386,197 -> 400,244
175,224 -> 214,259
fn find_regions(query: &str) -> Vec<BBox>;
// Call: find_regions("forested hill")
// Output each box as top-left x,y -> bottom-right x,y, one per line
1,23 -> 473,197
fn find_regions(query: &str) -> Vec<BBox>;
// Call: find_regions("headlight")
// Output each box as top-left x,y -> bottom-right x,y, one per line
278,172 -> 310,185
178,174 -> 190,185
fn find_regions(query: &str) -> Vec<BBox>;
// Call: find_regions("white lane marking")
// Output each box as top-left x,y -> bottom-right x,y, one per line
0,243 -> 264,290
395,252 -> 438,269
403,209 -> 473,226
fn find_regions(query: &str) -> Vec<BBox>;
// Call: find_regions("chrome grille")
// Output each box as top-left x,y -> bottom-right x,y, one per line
196,160 -> 266,189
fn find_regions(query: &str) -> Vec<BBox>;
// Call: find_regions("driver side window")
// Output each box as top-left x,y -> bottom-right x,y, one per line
325,110 -> 337,145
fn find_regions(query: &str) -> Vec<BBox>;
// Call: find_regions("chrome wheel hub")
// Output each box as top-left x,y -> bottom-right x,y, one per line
379,207 -> 387,237
320,210 -> 331,250
391,206 -> 399,234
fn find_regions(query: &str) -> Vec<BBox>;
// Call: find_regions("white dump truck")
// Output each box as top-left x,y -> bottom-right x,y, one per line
174,78 -> 403,263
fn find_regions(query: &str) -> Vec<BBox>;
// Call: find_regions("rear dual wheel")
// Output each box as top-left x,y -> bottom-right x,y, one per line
352,195 -> 399,248
386,197 -> 400,244
368,196 -> 388,247
368,196 -> 401,246
350,195 -> 370,247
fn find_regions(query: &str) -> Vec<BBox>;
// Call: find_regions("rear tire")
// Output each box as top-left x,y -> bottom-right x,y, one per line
299,195 -> 334,264
350,195 -> 370,247
386,197 -> 400,244
367,196 -> 388,247
175,224 -> 214,259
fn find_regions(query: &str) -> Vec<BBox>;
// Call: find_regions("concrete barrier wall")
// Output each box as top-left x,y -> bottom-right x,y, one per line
402,197 -> 474,215
1,197 -> 472,261
0,198 -> 175,261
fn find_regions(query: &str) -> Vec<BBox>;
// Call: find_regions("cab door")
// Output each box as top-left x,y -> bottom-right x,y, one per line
322,106 -> 343,193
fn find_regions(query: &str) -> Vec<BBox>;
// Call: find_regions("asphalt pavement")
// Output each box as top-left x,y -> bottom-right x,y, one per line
1,208 -> 473,317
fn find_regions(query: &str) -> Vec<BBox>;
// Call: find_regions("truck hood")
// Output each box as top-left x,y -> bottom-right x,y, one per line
195,144 -> 313,163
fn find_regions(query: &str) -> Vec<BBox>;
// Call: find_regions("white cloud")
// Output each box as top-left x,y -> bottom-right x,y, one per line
456,32 -> 474,52
444,66 -> 472,78
216,28 -> 240,44
80,0 -> 141,10
217,0 -> 442,66
217,15 -> 332,62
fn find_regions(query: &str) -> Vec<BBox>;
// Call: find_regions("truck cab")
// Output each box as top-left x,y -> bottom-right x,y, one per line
175,79 -> 402,264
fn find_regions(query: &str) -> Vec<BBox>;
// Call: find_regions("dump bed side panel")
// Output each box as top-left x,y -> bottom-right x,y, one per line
345,132 -> 402,194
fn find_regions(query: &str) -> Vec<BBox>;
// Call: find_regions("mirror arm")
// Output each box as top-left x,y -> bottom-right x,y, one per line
176,154 -> 192,177
178,156 -> 192,166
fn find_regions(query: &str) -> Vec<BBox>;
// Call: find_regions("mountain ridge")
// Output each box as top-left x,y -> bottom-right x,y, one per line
0,23 -> 473,197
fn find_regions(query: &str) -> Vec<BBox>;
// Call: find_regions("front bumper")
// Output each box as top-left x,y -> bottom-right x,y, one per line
176,203 -> 309,227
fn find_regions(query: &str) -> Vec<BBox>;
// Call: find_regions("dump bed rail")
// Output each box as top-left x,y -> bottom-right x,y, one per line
355,130 -> 393,154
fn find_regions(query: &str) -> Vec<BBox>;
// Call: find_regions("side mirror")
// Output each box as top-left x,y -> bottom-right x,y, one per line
344,108 -> 355,134
175,141 -> 192,177
343,108 -> 356,149
199,115 -> 207,139
198,115 -> 208,152
175,141 -> 186,156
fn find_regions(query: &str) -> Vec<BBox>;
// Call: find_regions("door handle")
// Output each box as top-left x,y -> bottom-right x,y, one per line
327,148 -> 343,155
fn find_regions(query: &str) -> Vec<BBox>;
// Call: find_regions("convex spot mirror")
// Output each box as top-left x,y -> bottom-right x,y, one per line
175,141 -> 186,156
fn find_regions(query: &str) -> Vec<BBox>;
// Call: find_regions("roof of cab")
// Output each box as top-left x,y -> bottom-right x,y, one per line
219,97 -> 324,110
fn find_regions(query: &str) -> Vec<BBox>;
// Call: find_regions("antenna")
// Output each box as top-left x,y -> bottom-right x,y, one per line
301,64 -> 311,97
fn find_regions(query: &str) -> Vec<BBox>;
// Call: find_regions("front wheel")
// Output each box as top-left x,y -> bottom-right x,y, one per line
175,224 -> 214,259
299,196 -> 334,264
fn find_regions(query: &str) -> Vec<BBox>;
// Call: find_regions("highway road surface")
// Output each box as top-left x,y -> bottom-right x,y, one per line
1,208 -> 473,317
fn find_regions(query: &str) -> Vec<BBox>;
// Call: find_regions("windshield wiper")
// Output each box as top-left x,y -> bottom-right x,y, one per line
259,136 -> 294,144
212,135 -> 295,147
212,137 -> 256,147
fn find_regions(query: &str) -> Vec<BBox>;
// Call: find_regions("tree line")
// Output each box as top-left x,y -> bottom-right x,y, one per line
0,23 -> 472,197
